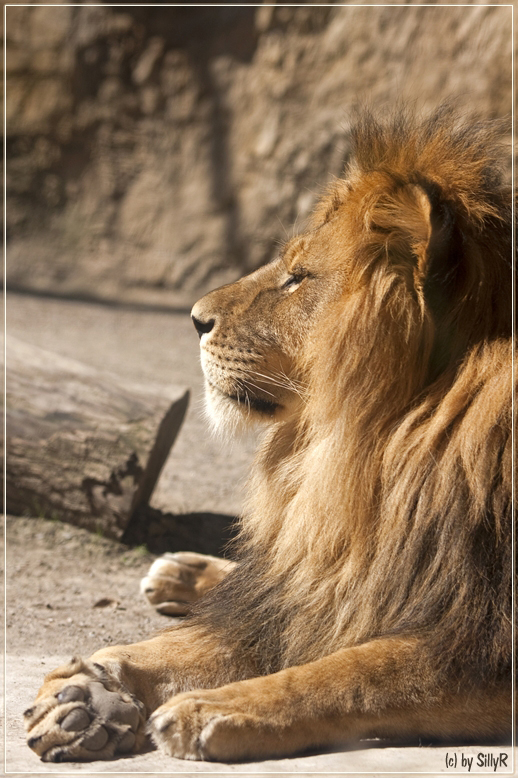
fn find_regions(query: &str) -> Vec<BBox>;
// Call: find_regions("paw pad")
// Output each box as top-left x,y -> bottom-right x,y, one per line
25,659 -> 147,762
57,686 -> 85,703
81,726 -> 109,751
60,708 -> 90,731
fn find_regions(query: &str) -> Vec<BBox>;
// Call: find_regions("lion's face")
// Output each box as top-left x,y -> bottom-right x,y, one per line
191,218 -> 351,430
192,137 -> 510,435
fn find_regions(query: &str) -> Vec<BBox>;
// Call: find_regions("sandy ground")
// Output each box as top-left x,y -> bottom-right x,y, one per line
5,293 -> 514,776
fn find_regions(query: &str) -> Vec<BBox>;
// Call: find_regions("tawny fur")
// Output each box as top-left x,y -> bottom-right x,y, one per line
193,107 -> 512,686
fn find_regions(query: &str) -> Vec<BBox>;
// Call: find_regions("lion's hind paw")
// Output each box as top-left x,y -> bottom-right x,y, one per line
25,658 -> 146,762
140,552 -> 235,616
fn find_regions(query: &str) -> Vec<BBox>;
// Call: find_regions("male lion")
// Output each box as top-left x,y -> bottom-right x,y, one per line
25,109 -> 512,762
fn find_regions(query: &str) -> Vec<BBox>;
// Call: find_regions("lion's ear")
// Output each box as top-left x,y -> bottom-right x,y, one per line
406,181 -> 455,281
370,180 -> 455,282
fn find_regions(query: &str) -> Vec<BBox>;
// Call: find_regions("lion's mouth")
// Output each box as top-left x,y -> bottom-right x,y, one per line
207,380 -> 280,416
228,392 -> 279,415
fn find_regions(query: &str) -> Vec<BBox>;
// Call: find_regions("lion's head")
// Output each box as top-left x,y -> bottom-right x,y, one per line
191,232 -> 335,430
192,108 -> 511,436
193,108 -> 512,682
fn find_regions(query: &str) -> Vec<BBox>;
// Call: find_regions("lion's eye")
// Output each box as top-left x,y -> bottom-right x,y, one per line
282,271 -> 306,291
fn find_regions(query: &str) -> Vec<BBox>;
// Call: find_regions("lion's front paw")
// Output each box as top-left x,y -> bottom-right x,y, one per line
140,552 -> 236,616
24,658 -> 146,762
148,690 -> 262,762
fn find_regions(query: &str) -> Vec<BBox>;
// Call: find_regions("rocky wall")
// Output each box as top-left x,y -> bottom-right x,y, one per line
5,2 -> 512,307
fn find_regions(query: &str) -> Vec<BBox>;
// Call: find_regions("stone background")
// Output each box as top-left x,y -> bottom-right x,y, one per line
5,1 -> 513,308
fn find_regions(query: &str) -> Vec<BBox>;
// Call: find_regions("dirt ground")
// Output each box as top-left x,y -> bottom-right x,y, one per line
5,516 -> 167,658
5,293 -> 514,775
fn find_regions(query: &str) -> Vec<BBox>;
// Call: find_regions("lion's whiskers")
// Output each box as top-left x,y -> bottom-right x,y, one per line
246,368 -> 306,399
238,378 -> 278,400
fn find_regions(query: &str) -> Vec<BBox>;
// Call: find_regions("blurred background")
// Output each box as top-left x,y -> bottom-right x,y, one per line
6,1 -> 512,308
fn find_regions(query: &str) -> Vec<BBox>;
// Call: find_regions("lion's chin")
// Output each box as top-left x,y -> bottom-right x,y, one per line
204,381 -> 280,437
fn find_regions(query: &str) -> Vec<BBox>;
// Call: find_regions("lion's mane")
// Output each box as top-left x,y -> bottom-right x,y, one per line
194,108 -> 512,687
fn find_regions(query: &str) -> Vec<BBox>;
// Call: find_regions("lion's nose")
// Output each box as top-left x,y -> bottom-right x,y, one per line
191,314 -> 215,338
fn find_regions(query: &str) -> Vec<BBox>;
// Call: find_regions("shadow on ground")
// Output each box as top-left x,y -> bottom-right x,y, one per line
122,508 -> 239,556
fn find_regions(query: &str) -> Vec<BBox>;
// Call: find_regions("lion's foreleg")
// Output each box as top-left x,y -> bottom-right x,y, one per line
88,626 -> 243,711
148,637 -> 511,761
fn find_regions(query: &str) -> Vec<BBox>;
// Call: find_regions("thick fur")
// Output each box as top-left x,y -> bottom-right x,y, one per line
194,108 -> 512,684
26,108 -> 512,762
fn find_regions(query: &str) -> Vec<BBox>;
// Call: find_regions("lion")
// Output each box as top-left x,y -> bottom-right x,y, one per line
25,107 -> 512,763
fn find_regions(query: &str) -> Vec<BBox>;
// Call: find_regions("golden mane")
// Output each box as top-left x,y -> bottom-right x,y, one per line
194,108 -> 512,684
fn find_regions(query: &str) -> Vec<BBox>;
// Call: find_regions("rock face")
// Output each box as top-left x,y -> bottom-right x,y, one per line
6,2 -> 512,307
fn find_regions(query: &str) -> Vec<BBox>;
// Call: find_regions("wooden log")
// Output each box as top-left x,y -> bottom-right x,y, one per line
5,336 -> 189,540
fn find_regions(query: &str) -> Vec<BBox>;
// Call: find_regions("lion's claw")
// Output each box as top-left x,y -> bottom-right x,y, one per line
25,658 -> 146,762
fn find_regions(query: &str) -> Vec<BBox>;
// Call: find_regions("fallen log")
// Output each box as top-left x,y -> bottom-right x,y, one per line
5,336 -> 189,540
